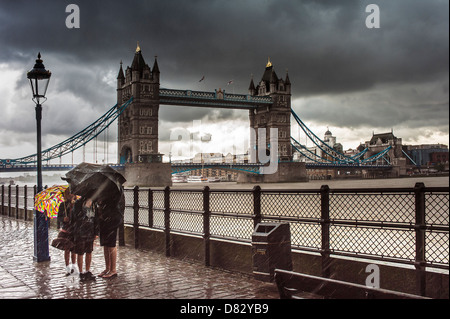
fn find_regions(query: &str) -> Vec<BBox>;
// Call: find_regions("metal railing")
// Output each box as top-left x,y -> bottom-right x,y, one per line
1,185 -> 37,220
122,183 -> 449,283
2,182 -> 449,295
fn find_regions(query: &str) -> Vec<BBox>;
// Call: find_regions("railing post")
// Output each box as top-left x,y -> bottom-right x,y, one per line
24,185 -> 28,221
414,182 -> 426,296
253,185 -> 262,228
320,185 -> 331,278
133,186 -> 139,249
203,186 -> 211,267
8,185 -> 11,217
118,221 -> 125,246
164,186 -> 171,257
15,185 -> 19,219
148,188 -> 153,228
118,191 -> 125,247
33,185 -> 37,221
1,185 -> 4,216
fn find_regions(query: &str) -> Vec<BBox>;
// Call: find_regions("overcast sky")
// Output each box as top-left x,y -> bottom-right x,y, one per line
0,0 -> 448,164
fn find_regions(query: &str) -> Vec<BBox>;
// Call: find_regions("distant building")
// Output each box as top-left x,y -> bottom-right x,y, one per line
430,151 -> 449,165
320,128 -> 343,161
188,152 -> 251,181
363,131 -> 404,165
193,153 -> 223,164
405,144 -> 449,166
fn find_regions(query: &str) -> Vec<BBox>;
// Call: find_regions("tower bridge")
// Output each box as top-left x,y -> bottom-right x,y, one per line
1,45 -> 403,185
114,45 -> 301,185
116,46 -> 293,168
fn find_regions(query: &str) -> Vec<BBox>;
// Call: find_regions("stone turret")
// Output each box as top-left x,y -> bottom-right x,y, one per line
117,44 -> 161,164
248,58 -> 292,162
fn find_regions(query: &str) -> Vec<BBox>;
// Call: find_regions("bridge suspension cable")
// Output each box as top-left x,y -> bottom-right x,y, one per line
360,145 -> 392,164
291,108 -> 361,163
1,97 -> 133,165
291,136 -> 333,163
290,108 -> 391,165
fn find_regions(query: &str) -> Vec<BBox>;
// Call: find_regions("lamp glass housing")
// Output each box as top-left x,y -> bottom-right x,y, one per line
27,53 -> 51,104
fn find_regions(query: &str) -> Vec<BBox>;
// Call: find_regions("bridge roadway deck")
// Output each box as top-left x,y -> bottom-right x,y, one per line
0,216 -> 278,300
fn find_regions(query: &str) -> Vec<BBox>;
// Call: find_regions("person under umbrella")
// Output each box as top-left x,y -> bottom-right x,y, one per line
97,191 -> 125,279
53,188 -> 78,276
72,195 -> 98,282
35,185 -> 80,275
63,163 -> 126,279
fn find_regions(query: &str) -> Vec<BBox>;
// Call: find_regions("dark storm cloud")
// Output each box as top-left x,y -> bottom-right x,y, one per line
295,77 -> 450,131
2,0 -> 447,95
0,0 -> 448,154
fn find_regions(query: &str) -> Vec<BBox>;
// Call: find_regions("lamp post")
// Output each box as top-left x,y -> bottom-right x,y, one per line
27,52 -> 51,262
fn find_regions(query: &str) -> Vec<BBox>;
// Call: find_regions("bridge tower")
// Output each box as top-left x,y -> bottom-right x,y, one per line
248,58 -> 292,162
117,44 -> 161,164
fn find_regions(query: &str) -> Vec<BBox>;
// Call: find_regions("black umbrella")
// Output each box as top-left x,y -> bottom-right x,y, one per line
62,162 -> 126,203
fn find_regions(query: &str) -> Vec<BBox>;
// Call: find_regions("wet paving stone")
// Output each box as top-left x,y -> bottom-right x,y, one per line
0,216 -> 279,299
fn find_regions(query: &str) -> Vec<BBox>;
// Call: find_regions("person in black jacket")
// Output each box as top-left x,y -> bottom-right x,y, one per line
72,196 -> 98,282
97,192 -> 124,279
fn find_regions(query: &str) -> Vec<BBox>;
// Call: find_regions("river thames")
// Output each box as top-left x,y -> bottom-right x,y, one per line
169,176 -> 449,190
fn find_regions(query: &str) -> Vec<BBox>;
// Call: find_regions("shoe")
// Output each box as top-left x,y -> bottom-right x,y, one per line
103,272 -> 117,279
65,265 -> 72,276
72,264 -> 80,275
82,271 -> 96,282
98,270 -> 109,277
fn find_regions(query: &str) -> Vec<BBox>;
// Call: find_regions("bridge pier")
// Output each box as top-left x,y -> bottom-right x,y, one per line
122,163 -> 172,187
237,162 -> 308,183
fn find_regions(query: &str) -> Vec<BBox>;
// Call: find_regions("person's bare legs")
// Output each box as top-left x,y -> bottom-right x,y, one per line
64,249 -> 72,275
103,247 -> 117,278
64,249 -> 70,266
71,251 -> 79,274
66,251 -> 77,264
85,252 -> 92,273
77,254 -> 83,273
98,246 -> 110,277
109,246 -> 117,274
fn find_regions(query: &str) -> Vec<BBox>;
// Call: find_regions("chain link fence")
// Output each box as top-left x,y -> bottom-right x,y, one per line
2,183 -> 448,272
116,183 -> 450,271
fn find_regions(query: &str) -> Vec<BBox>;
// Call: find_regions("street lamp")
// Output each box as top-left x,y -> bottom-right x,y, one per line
27,52 -> 51,262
